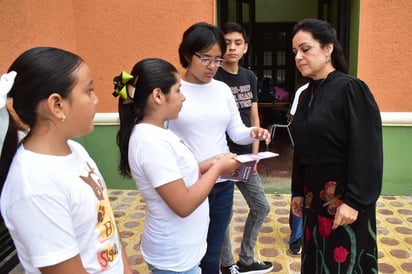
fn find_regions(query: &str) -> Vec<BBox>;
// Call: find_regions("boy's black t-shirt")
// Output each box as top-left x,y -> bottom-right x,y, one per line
214,66 -> 258,154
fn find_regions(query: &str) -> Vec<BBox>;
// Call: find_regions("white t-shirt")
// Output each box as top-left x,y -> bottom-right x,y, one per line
0,140 -> 124,274
128,123 -> 208,272
167,79 -> 255,182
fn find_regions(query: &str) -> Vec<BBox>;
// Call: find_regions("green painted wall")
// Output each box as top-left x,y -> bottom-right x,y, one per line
75,125 -> 136,190
382,126 -> 412,195
349,0 -> 360,75
75,124 -> 412,195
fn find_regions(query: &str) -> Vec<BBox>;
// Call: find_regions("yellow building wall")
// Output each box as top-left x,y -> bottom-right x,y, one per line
358,0 -> 412,112
0,0 -> 215,112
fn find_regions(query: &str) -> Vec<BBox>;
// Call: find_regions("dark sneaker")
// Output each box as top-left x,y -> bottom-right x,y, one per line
288,238 -> 302,255
237,259 -> 273,274
220,264 -> 240,274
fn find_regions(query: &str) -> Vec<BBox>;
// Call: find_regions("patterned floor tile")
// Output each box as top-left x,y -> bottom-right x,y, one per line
109,190 -> 412,274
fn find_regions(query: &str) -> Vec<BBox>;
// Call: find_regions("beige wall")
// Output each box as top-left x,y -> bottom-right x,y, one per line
358,0 -> 412,111
0,0 -> 215,112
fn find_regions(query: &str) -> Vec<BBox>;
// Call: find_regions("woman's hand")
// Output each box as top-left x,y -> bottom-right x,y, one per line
332,203 -> 358,230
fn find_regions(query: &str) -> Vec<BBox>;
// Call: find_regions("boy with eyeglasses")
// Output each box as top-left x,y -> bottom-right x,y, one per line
214,22 -> 273,274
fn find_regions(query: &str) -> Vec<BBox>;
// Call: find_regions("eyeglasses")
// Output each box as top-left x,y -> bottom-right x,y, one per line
194,53 -> 226,67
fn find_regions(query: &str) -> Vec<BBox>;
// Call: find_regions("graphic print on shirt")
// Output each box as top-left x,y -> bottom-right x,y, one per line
80,162 -> 120,271
230,84 -> 252,109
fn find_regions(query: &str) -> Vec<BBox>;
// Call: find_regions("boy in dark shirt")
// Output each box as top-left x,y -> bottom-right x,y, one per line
215,22 -> 273,274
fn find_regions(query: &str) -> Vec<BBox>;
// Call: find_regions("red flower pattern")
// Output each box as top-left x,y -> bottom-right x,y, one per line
317,215 -> 333,238
320,181 -> 343,216
326,199 -> 343,215
334,246 -> 349,263
320,181 -> 336,201
305,226 -> 311,242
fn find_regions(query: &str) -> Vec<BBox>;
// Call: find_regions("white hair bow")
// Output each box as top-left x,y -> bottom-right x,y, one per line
0,71 -> 17,109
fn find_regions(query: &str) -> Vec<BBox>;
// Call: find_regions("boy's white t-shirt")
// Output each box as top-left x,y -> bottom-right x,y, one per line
0,140 -> 124,273
128,123 -> 208,272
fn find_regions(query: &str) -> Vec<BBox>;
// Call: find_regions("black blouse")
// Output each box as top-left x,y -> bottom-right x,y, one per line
291,70 -> 383,210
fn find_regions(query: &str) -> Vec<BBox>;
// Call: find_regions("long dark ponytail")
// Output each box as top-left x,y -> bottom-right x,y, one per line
116,58 -> 178,178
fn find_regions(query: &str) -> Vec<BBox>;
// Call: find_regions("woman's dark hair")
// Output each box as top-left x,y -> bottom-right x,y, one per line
178,22 -> 227,68
221,21 -> 248,43
0,47 -> 83,192
116,58 -> 178,178
292,18 -> 348,74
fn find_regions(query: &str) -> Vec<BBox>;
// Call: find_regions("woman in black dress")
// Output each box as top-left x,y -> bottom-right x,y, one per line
290,18 -> 383,273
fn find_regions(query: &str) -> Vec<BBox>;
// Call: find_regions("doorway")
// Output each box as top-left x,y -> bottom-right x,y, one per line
217,0 -> 353,94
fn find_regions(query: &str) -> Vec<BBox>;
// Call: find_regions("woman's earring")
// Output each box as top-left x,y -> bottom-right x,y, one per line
61,115 -> 66,122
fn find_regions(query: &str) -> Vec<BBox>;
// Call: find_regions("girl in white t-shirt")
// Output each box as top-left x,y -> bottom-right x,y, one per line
0,47 -> 132,274
115,58 -> 240,274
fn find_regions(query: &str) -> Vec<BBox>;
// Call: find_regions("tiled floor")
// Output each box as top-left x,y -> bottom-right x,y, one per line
109,133 -> 412,274
9,132 -> 412,273
258,127 -> 295,179
110,189 -> 412,274
110,132 -> 412,274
